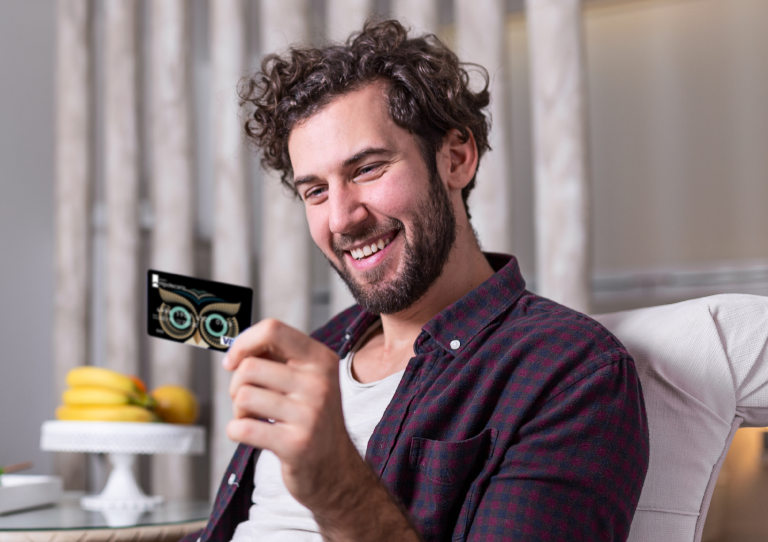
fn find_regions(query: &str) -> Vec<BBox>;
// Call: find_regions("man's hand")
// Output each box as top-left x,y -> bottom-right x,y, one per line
223,318 -> 353,510
222,319 -> 422,541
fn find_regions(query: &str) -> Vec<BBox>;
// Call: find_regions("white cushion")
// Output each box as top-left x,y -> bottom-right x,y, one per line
593,294 -> 768,542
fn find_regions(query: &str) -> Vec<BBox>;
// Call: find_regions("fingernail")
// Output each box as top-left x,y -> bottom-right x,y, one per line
222,355 -> 230,369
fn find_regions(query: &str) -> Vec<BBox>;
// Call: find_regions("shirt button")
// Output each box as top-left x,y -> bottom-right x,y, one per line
228,473 -> 238,486
344,333 -> 351,340
450,339 -> 461,350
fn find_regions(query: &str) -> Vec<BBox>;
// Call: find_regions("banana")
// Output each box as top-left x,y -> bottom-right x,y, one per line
55,405 -> 158,423
63,386 -> 133,407
66,367 -> 138,395
65,367 -> 157,408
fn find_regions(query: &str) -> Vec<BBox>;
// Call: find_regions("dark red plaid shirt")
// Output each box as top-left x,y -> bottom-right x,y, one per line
185,254 -> 648,542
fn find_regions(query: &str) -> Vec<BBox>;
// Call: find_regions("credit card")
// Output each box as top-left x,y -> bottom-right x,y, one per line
147,270 -> 253,351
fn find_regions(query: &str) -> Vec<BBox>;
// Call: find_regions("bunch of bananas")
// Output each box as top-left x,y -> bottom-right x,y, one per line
56,367 -> 160,423
55,367 -> 200,424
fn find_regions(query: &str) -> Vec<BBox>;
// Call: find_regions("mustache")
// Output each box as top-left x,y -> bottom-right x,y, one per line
331,218 -> 403,254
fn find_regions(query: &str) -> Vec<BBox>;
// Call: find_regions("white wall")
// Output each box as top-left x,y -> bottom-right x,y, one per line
501,0 -> 768,312
585,0 -> 768,272
0,0 -> 56,474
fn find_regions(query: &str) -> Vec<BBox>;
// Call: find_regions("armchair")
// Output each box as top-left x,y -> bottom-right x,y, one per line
594,294 -> 768,542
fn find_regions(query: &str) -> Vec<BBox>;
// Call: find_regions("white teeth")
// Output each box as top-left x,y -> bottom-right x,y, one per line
350,236 -> 394,260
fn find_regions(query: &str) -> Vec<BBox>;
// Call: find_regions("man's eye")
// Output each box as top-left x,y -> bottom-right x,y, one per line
357,163 -> 381,177
304,186 -> 326,200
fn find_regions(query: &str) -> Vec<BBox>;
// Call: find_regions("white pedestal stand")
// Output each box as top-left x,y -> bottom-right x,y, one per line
41,420 -> 205,526
80,452 -> 163,510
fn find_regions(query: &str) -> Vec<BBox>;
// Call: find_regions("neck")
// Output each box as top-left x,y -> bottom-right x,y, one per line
378,226 -> 495,354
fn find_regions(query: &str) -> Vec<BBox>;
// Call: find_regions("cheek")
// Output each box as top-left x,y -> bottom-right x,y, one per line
306,206 -> 333,251
364,174 -> 421,217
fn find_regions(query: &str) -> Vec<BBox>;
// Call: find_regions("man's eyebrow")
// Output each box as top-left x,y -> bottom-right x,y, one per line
293,174 -> 319,190
293,147 -> 393,190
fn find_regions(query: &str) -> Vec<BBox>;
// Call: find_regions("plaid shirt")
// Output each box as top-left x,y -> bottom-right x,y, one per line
184,254 -> 648,542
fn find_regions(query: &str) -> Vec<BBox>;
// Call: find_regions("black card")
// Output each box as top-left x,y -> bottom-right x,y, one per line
147,270 -> 253,351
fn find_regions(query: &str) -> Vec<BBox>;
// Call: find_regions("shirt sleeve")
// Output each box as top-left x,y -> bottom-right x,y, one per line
178,528 -> 203,542
466,359 -> 649,541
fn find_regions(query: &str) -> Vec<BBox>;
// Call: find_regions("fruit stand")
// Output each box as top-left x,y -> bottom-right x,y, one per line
40,421 -> 205,525
38,366 -> 205,525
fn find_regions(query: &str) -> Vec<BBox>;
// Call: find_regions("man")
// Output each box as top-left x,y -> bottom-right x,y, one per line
187,20 -> 648,542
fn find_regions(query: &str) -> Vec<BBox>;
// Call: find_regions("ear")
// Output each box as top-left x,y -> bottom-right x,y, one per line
437,128 -> 479,191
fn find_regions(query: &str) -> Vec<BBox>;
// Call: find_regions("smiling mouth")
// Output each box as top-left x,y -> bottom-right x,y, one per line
347,232 -> 396,261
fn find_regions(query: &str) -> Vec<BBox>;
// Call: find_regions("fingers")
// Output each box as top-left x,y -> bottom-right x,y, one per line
226,410 -> 314,460
229,356 -> 294,398
228,352 -> 334,417
221,317 -> 345,464
223,318 -> 337,372
231,383 -> 296,423
229,356 -> 335,414
227,417 -> 287,454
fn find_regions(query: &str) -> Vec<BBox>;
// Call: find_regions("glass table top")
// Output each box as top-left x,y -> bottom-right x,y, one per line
0,492 -> 211,531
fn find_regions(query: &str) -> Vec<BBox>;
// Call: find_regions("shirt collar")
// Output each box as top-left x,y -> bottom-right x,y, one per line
421,253 -> 525,354
339,253 -> 526,356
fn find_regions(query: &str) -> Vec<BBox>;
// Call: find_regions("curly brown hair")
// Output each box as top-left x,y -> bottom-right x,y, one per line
240,19 -> 491,218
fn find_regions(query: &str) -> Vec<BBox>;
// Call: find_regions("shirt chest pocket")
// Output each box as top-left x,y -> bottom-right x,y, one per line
409,428 -> 496,485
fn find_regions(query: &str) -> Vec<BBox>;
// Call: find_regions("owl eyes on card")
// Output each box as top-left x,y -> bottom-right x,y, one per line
157,288 -> 241,350
198,303 -> 240,348
158,300 -> 197,341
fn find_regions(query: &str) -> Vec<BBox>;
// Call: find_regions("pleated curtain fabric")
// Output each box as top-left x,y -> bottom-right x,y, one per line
149,0 -> 196,500
54,0 -> 92,491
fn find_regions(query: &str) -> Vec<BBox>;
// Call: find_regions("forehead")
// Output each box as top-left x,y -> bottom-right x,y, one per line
287,83 -> 407,175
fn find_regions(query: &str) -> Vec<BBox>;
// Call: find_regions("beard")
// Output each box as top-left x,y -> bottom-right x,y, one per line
327,173 -> 457,315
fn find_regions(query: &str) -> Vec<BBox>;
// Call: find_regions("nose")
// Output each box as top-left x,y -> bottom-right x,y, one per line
328,183 -> 368,235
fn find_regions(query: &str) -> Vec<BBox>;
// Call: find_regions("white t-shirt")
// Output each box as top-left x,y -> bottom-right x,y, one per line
230,322 -> 403,542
